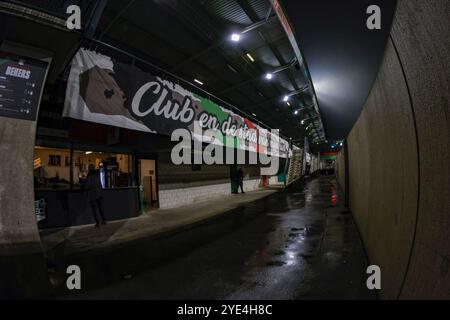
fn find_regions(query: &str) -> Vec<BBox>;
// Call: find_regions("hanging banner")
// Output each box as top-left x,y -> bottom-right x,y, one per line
63,49 -> 289,158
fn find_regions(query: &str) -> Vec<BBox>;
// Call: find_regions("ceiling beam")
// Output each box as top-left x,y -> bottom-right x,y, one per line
101,14 -> 265,110
98,0 -> 137,40
85,0 -> 108,39
236,0 -> 300,92
170,15 -> 277,73
158,2 -> 286,105
217,60 -> 297,95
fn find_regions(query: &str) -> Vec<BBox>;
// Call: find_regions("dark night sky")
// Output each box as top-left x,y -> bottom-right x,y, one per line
281,0 -> 397,140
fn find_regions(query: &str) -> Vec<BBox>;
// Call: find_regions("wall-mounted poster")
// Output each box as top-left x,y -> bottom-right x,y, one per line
63,49 -> 290,158
0,51 -> 48,121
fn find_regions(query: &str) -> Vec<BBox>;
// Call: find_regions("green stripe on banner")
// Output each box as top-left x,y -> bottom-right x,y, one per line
321,156 -> 337,160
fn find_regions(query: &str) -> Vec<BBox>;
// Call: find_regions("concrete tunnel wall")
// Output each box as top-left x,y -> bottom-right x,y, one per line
336,0 -> 449,299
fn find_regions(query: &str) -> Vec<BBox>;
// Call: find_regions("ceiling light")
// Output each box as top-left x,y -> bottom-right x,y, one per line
246,53 -> 255,62
227,64 -> 237,73
252,113 -> 257,117
294,110 -> 298,115
194,79 -> 204,86
231,33 -> 241,42
283,95 -> 290,102
265,73 -> 273,80
85,151 -> 93,155
287,102 -> 291,106
301,120 -> 305,125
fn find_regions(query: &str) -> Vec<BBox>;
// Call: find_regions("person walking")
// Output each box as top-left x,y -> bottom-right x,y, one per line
85,164 -> 107,228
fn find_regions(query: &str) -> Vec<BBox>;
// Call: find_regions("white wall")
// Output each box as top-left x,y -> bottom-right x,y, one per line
159,178 -> 263,209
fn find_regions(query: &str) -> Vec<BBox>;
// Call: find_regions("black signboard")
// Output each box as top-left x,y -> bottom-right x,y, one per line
0,51 -> 48,121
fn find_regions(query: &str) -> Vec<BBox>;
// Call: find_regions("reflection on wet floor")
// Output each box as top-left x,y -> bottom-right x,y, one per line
64,176 -> 376,300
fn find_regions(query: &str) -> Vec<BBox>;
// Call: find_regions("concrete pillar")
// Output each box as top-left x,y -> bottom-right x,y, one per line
0,42 -> 52,299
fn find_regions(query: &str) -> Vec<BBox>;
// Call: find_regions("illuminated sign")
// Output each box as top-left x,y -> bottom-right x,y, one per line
0,51 -> 48,121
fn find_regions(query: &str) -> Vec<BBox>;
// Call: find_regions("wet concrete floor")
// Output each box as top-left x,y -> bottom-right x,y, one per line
56,176 -> 376,300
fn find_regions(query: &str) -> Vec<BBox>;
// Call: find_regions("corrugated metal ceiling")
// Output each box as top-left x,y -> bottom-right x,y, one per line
91,0 -> 323,140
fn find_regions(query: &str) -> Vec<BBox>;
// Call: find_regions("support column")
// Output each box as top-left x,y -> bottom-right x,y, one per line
0,42 -> 52,299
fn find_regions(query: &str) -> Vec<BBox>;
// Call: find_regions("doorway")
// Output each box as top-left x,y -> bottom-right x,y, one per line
138,159 -> 158,210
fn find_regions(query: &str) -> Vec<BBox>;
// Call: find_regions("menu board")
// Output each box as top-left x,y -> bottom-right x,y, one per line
0,51 -> 48,121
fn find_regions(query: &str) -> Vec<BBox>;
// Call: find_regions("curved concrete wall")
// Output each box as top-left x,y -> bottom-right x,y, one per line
347,40 -> 419,299
340,0 -> 449,299
392,0 -> 449,299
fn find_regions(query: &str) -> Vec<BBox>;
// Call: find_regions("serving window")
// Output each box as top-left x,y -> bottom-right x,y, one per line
34,147 -> 71,190
34,145 -> 135,190
73,150 -> 133,189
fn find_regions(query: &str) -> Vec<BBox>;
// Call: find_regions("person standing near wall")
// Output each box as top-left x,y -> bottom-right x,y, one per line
237,168 -> 245,194
230,165 -> 238,194
85,164 -> 107,228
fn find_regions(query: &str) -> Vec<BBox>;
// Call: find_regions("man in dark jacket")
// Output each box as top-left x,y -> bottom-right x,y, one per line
85,164 -> 107,228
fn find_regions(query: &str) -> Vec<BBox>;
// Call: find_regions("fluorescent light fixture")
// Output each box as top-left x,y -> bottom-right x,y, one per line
227,64 -> 237,73
246,53 -> 255,62
85,151 -> 93,155
265,73 -> 273,80
301,120 -> 305,125
294,110 -> 298,115
231,33 -> 241,42
194,79 -> 204,86
287,101 -> 291,106
252,113 -> 257,117
283,95 -> 290,102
